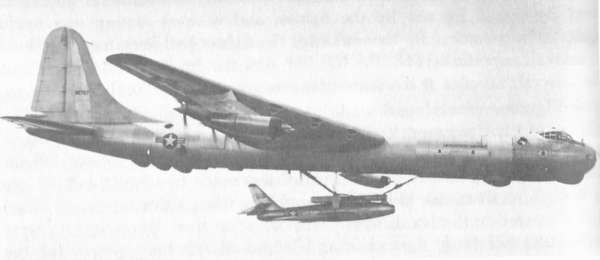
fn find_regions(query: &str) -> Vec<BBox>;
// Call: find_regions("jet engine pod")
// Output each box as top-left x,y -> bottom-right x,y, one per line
340,173 -> 391,188
209,115 -> 294,140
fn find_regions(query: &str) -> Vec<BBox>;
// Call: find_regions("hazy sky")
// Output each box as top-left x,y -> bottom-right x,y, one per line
0,0 -> 598,258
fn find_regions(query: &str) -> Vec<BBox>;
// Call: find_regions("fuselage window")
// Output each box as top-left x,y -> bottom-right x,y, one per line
539,131 -> 573,142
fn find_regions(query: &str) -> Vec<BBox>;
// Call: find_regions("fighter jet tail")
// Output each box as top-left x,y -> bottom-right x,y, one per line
242,184 -> 282,215
29,27 -> 155,124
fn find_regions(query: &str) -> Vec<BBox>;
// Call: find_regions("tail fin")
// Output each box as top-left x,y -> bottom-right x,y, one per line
241,184 -> 282,215
31,27 -> 155,124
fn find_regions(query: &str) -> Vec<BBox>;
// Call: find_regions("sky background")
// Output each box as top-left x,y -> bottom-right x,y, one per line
0,0 -> 598,259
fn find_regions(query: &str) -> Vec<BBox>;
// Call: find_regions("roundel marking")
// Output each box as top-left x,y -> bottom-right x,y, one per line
162,133 -> 178,149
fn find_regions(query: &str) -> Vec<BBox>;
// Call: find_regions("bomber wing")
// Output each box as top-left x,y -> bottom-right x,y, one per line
107,54 -> 386,152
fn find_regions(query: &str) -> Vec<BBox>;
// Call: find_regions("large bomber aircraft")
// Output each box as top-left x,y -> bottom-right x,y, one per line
3,27 -> 597,191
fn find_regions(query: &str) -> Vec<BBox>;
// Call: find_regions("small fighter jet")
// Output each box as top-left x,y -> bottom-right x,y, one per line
242,172 -> 414,222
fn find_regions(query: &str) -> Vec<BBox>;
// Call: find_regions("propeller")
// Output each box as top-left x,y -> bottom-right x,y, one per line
332,172 -> 338,194
211,128 -> 218,144
223,135 -> 229,149
179,101 -> 188,126
383,177 -> 415,195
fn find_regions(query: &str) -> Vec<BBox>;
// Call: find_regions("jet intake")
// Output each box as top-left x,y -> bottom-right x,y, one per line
340,173 -> 391,188
209,115 -> 294,139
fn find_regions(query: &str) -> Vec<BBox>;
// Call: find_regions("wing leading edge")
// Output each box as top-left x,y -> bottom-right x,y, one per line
107,53 -> 386,152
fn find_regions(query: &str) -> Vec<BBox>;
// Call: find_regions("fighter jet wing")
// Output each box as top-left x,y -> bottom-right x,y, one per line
107,53 -> 386,152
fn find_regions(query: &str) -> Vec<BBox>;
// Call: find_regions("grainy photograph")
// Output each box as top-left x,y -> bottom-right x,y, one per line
0,0 -> 598,259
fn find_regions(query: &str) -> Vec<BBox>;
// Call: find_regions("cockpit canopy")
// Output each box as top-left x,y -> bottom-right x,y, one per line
538,130 -> 583,145
539,130 -> 572,141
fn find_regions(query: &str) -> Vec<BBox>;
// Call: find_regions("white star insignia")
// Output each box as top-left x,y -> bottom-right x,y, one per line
163,133 -> 178,149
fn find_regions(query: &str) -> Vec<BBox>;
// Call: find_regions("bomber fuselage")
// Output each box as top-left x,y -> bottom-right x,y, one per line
25,121 -> 597,187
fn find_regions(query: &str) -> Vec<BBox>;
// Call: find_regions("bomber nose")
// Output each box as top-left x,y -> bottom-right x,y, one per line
555,145 -> 595,185
586,146 -> 596,171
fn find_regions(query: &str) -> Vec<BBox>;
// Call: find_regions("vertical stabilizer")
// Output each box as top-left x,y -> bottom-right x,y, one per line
31,27 -> 155,124
248,184 -> 282,211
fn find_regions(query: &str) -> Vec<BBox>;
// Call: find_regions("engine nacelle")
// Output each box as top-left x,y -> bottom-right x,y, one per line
132,158 -> 150,168
340,173 -> 392,188
209,115 -> 294,140
148,136 -> 192,172
483,176 -> 511,187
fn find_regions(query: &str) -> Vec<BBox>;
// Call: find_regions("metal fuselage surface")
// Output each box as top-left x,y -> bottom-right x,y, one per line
256,203 -> 395,222
26,121 -> 597,186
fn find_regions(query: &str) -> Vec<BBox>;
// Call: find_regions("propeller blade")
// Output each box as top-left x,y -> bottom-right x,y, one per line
333,172 -> 338,193
223,135 -> 229,149
179,101 -> 188,126
383,177 -> 415,195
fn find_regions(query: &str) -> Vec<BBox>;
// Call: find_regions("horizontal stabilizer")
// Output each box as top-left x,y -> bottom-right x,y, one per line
239,203 -> 269,215
2,116 -> 95,135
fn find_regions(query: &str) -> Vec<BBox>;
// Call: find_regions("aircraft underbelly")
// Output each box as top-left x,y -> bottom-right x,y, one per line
260,204 -> 394,222
29,124 -> 563,183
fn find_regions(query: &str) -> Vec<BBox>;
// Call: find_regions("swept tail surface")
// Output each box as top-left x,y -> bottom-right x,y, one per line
241,184 -> 282,215
30,27 -> 154,124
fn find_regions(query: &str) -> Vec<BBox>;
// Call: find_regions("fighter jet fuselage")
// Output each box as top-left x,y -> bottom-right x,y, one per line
255,203 -> 395,222
242,184 -> 396,222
